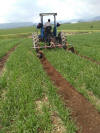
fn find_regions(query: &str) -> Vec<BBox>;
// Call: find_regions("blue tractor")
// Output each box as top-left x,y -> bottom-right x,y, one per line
33,13 -> 67,50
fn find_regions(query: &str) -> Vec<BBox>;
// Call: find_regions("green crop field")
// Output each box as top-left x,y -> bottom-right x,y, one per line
0,39 -> 23,58
0,21 -> 100,132
68,32 -> 100,61
0,39 -> 77,133
58,21 -> 100,30
0,26 -> 36,39
0,26 -> 34,35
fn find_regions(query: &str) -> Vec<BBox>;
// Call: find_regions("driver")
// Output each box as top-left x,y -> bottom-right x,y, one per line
44,19 -> 51,28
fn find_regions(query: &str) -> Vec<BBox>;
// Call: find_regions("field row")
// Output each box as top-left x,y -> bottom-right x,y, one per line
0,39 -> 23,59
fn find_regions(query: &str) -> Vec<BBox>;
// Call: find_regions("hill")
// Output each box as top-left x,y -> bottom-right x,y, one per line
0,22 -> 33,29
58,21 -> 100,30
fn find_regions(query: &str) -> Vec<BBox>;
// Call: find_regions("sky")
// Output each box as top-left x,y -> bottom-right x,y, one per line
0,0 -> 100,23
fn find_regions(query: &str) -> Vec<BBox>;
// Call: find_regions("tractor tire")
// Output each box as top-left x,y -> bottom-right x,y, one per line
32,33 -> 39,47
58,32 -> 67,49
58,32 -> 67,44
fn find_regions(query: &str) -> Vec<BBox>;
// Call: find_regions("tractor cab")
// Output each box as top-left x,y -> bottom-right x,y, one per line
37,13 -> 60,42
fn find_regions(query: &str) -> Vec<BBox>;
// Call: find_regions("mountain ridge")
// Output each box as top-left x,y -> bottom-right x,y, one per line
0,22 -> 34,29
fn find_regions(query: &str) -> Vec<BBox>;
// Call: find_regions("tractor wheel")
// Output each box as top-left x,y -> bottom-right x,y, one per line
32,33 -> 40,52
58,32 -> 67,49
32,33 -> 39,47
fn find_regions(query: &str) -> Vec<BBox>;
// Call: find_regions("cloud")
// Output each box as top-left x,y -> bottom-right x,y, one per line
37,0 -> 88,20
0,0 -> 100,23
0,0 -> 15,23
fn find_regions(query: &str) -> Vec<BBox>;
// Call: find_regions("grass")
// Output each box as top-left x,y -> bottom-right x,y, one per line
58,21 -> 100,30
0,26 -> 36,39
0,26 -> 35,35
44,49 -> 100,111
0,39 -> 77,133
68,32 -> 100,61
0,39 -> 23,58
0,33 -> 32,39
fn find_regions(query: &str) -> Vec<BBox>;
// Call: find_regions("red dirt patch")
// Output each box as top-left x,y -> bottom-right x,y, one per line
0,45 -> 18,75
40,53 -> 100,133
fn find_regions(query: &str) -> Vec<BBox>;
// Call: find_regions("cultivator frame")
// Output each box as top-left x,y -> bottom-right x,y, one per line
32,32 -> 75,51
32,31 -> 69,50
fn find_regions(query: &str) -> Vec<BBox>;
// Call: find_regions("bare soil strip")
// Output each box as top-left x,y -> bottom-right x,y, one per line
68,47 -> 100,65
0,45 -> 18,75
40,54 -> 100,133
77,53 -> 100,65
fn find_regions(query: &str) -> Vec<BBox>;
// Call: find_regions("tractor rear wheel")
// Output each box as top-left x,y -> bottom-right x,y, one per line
58,32 -> 67,49
32,33 -> 40,52
32,33 -> 39,47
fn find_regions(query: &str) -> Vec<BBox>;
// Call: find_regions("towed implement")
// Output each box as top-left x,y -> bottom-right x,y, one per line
32,13 -> 75,57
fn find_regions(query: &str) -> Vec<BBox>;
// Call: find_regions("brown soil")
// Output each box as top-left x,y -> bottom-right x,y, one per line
40,53 -> 100,133
0,45 -> 18,75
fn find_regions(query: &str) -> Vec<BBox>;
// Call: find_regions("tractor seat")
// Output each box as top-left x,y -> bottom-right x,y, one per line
45,26 -> 52,35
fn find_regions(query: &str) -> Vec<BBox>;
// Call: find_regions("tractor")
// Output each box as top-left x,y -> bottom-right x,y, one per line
32,13 -> 75,57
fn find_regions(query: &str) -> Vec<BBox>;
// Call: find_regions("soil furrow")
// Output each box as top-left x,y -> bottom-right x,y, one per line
40,53 -> 100,133
77,53 -> 100,65
0,45 -> 18,75
69,47 -> 100,65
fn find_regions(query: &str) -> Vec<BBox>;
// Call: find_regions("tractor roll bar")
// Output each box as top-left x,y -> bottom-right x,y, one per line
40,13 -> 57,16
